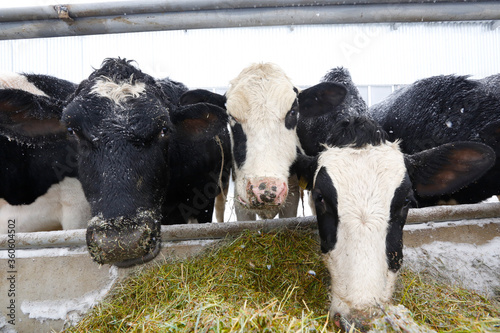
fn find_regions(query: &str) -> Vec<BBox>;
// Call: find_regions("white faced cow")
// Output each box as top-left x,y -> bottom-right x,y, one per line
0,73 -> 90,233
226,63 -> 304,220
0,59 -> 230,266
294,78 -> 495,331
181,63 -> 329,220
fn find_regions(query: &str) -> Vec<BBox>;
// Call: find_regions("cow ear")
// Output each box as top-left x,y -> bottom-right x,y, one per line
0,89 -> 67,144
405,141 -> 495,196
179,89 -> 226,108
170,102 -> 228,140
291,153 -> 318,191
298,82 -> 347,118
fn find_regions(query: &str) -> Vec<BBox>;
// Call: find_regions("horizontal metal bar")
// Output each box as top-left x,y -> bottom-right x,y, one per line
0,2 -> 499,40
0,202 -> 499,250
1,0 -> 495,23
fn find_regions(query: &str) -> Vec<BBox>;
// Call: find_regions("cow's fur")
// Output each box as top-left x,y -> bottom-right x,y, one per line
370,74 -> 500,206
0,73 -> 90,233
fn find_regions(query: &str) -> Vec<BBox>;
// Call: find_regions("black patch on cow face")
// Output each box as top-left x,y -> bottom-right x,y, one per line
284,99 -> 299,130
62,77 -> 173,219
313,167 -> 339,253
230,118 -> 247,169
386,173 -> 415,272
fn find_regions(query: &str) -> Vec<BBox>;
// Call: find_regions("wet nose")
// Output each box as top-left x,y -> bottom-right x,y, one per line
86,210 -> 161,267
246,178 -> 288,206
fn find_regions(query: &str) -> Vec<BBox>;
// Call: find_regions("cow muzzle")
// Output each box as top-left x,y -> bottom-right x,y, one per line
86,210 -> 161,267
244,178 -> 288,207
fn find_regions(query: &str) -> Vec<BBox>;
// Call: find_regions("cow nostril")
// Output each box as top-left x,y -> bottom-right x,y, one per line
259,182 -> 266,190
260,194 -> 275,203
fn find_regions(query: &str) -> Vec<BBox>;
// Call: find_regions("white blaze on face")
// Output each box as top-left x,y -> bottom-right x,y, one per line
316,142 -> 406,316
0,73 -> 48,96
91,77 -> 146,105
226,63 -> 299,212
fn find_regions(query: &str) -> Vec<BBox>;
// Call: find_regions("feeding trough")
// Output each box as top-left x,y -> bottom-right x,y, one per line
0,202 -> 499,332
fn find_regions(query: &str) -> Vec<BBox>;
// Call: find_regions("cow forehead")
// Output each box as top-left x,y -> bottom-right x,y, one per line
226,63 -> 296,121
91,77 -> 146,106
316,142 -> 406,210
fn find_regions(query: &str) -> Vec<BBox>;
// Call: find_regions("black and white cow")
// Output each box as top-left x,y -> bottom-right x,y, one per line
370,74 -> 500,206
0,58 -> 230,266
293,72 -> 495,330
181,63 -> 315,220
0,73 -> 90,233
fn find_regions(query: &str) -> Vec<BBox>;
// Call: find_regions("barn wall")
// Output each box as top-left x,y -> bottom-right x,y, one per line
0,22 -> 498,97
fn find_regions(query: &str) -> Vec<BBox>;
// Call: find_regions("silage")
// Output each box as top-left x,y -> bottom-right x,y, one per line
65,229 -> 500,332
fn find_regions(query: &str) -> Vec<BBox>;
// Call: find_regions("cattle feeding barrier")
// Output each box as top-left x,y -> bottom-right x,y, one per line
0,202 -> 499,333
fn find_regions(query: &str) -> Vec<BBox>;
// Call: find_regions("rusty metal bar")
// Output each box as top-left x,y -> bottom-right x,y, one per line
0,1 -> 499,40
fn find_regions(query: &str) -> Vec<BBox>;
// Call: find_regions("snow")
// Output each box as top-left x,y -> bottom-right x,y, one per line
404,237 -> 500,297
20,266 -> 118,325
369,304 -> 436,333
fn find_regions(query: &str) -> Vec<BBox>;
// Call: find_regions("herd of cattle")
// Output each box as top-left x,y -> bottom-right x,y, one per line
1,58 -> 499,330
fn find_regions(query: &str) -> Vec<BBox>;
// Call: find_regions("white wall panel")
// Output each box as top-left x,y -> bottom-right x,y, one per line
0,22 -> 499,88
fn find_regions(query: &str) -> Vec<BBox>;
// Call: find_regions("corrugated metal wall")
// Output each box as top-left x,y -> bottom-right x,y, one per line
0,22 -> 499,90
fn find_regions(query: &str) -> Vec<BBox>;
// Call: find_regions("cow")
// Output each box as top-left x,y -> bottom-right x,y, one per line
370,74 -> 500,206
0,58 -> 230,266
0,73 -> 90,233
293,71 -> 495,331
181,63 -> 319,220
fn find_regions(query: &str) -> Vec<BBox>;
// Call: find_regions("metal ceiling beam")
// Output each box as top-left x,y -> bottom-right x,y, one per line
0,1 -> 499,40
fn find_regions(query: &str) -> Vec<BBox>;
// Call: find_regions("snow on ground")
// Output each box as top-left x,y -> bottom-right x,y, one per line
21,266 -> 118,325
404,237 -> 500,298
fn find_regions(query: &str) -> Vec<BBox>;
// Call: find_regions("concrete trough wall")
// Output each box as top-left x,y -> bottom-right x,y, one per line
0,202 -> 499,332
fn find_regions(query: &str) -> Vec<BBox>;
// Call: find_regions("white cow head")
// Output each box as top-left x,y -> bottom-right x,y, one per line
226,63 -> 301,219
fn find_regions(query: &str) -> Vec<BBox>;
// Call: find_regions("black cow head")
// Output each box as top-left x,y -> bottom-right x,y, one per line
0,58 -> 228,267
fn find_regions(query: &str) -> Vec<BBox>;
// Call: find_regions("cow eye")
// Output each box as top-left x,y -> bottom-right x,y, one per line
67,127 -> 76,135
284,107 -> 298,129
405,194 -> 417,208
159,127 -> 170,138
313,190 -> 324,204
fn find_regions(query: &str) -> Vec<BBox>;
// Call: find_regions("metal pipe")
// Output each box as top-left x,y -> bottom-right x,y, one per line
1,0 -> 495,22
1,202 -> 499,250
0,2 -> 499,40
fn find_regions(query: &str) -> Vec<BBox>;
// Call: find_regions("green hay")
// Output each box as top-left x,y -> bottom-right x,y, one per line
395,269 -> 500,332
65,229 -> 500,333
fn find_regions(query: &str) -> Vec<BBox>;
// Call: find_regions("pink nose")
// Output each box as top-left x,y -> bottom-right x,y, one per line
246,178 -> 288,206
